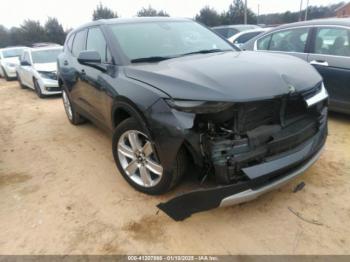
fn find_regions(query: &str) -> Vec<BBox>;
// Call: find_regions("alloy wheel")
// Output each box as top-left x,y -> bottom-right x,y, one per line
117,130 -> 163,188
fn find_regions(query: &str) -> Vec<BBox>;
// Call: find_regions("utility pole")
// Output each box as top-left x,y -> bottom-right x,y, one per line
244,0 -> 248,24
305,0 -> 310,21
299,0 -> 304,21
257,4 -> 260,25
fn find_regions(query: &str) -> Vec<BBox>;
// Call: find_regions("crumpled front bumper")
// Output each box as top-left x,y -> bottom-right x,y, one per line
158,124 -> 326,221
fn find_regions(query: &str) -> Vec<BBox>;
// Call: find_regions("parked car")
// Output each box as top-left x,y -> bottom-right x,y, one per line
228,28 -> 272,48
58,18 -> 328,220
0,46 -> 27,80
16,45 -> 63,98
243,18 -> 350,114
212,24 -> 260,39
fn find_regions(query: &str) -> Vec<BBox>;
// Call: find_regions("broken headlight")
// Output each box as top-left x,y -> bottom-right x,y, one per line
165,99 -> 234,114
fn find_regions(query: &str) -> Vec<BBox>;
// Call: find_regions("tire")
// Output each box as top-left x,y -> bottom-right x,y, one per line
33,78 -> 45,98
112,118 -> 187,195
62,89 -> 86,125
17,73 -> 26,89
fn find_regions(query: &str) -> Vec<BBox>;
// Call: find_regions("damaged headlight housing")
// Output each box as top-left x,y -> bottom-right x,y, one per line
165,99 -> 234,114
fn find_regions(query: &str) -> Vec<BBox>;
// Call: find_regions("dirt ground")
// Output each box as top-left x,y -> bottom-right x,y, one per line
0,78 -> 350,255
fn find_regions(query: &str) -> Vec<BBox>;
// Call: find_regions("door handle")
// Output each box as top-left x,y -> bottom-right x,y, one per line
63,60 -> 68,66
310,60 -> 328,67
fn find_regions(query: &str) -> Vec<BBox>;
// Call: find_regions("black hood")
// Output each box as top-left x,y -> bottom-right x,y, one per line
124,51 -> 322,102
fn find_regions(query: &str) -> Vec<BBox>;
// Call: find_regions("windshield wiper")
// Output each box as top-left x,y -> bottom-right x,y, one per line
179,49 -> 229,57
131,56 -> 174,63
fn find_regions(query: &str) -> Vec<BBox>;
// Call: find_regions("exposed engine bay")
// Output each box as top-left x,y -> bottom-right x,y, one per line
194,84 -> 328,184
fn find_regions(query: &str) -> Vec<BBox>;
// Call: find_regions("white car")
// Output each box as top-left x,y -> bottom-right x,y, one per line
228,28 -> 272,48
16,46 -> 62,98
0,47 -> 27,80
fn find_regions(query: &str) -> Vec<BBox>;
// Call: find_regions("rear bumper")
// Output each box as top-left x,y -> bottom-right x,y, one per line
157,123 -> 326,221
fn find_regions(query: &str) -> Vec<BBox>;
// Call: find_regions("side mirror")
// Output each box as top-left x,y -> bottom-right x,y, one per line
21,60 -> 31,66
78,50 -> 101,65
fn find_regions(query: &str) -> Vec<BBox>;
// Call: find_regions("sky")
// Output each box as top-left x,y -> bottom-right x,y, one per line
0,0 -> 345,29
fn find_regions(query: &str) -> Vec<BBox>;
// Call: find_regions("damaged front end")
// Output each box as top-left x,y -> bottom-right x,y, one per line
153,83 -> 328,220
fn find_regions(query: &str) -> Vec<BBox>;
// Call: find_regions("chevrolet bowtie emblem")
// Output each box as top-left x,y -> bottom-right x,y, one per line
288,85 -> 296,93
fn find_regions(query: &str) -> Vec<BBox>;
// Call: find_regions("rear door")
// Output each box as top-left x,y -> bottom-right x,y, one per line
255,27 -> 311,61
307,26 -> 350,113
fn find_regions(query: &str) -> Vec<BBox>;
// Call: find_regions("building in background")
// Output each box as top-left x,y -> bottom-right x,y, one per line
335,2 -> 350,18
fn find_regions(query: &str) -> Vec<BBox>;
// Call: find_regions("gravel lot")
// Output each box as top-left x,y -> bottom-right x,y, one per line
0,78 -> 350,255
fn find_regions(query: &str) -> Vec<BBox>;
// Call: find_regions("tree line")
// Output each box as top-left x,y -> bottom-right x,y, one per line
0,1 -> 346,48
195,0 -> 345,26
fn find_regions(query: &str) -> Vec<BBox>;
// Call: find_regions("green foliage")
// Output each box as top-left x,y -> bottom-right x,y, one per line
195,1 -> 343,27
137,5 -> 169,17
92,3 -> 118,21
20,20 -> 47,46
195,6 -> 222,27
0,18 -> 68,48
44,17 -> 66,45
0,25 -> 10,48
259,2 -> 344,25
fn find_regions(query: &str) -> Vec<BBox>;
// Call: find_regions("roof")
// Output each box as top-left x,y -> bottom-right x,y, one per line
212,24 -> 259,29
72,17 -> 192,32
271,17 -> 350,30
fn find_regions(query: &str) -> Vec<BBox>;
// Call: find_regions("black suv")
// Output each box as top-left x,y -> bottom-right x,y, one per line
58,18 -> 328,220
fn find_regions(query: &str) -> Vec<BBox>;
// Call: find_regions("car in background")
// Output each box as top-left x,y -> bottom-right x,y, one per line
16,45 -> 62,98
0,46 -> 27,80
228,28 -> 272,48
58,17 -> 327,220
243,18 -> 350,114
212,24 -> 260,39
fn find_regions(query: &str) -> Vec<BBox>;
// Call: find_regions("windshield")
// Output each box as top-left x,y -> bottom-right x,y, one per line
2,48 -> 25,58
31,49 -> 62,64
108,21 -> 234,61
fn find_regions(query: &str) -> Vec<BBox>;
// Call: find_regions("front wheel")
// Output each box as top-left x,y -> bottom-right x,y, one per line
112,118 -> 187,195
33,79 -> 45,98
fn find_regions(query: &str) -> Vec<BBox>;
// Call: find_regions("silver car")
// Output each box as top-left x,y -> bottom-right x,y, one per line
0,47 -> 27,80
16,46 -> 63,98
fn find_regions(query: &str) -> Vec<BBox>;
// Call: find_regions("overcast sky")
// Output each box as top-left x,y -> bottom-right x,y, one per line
0,0 -> 345,29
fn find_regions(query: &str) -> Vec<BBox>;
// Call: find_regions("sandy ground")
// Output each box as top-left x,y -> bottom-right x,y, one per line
0,78 -> 350,255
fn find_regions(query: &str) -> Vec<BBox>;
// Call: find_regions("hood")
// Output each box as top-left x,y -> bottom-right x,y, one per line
33,63 -> 57,72
2,57 -> 20,65
124,51 -> 322,102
